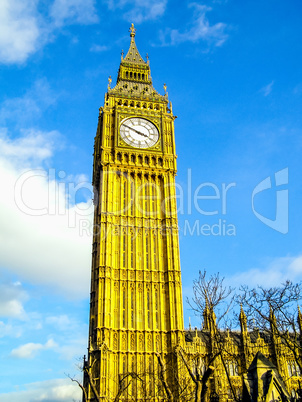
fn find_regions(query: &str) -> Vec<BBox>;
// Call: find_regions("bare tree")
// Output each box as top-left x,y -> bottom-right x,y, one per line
176,345 -> 215,402
238,280 -> 302,373
66,373 -> 88,402
176,270 -> 241,402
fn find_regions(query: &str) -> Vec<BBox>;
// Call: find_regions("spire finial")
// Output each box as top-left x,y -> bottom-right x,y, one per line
129,23 -> 136,37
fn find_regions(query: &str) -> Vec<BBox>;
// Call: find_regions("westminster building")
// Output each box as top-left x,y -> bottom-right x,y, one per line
83,25 -> 302,402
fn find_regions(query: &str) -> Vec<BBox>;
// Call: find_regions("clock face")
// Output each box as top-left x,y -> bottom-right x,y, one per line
120,117 -> 159,148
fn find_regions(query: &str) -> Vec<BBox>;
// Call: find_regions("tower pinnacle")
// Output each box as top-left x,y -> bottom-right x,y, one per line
129,22 -> 136,37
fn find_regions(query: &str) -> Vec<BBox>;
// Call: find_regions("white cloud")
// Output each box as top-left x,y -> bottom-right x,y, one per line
90,44 -> 108,52
159,3 -> 228,47
260,80 -> 274,97
0,0 -> 41,64
106,0 -> 167,23
46,314 -> 71,330
0,282 -> 28,319
49,0 -> 99,27
0,321 -> 22,338
0,129 -> 93,298
0,378 -> 81,402
11,338 -> 57,358
231,255 -> 302,288
0,0 -> 98,64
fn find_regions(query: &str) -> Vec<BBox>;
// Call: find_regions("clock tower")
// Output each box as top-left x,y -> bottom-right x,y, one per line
84,24 -> 184,401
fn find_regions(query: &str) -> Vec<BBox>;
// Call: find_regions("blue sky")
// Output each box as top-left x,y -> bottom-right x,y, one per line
0,0 -> 302,400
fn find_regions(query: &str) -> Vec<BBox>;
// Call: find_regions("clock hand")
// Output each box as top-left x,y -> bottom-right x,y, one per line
123,124 -> 148,138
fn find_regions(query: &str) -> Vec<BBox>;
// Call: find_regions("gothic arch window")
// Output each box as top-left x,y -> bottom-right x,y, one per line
227,361 -> 238,376
142,73 -> 144,80
126,71 -> 129,78
138,73 -> 141,79
287,360 -> 301,376
117,152 -> 122,162
145,156 -> 149,164
130,71 -> 132,78
131,154 -> 135,163
134,72 -> 136,79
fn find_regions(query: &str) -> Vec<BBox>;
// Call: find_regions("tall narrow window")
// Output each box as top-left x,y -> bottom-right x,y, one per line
115,173 -> 120,212
138,286 -> 143,327
130,289 -> 134,328
130,181 -> 134,215
153,235 -> 157,268
114,283 -> 119,327
123,179 -> 127,212
155,289 -> 159,328
152,184 -> 156,216
147,290 -> 151,328
123,355 -> 127,374
144,183 -> 148,216
122,287 -> 126,327
145,236 -> 149,270
122,234 -> 126,267
130,235 -> 134,268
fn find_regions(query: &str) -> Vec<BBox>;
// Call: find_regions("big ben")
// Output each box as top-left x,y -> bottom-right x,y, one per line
84,24 -> 184,401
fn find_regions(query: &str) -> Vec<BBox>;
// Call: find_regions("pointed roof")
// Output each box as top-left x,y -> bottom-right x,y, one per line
122,23 -> 146,65
108,24 -> 168,103
248,351 -> 276,372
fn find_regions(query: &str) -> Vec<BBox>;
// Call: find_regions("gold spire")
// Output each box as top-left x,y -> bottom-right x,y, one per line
122,23 -> 146,64
239,304 -> 247,333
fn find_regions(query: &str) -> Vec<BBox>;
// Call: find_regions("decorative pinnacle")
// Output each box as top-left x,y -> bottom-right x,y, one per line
107,75 -> 112,90
129,23 -> 136,37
